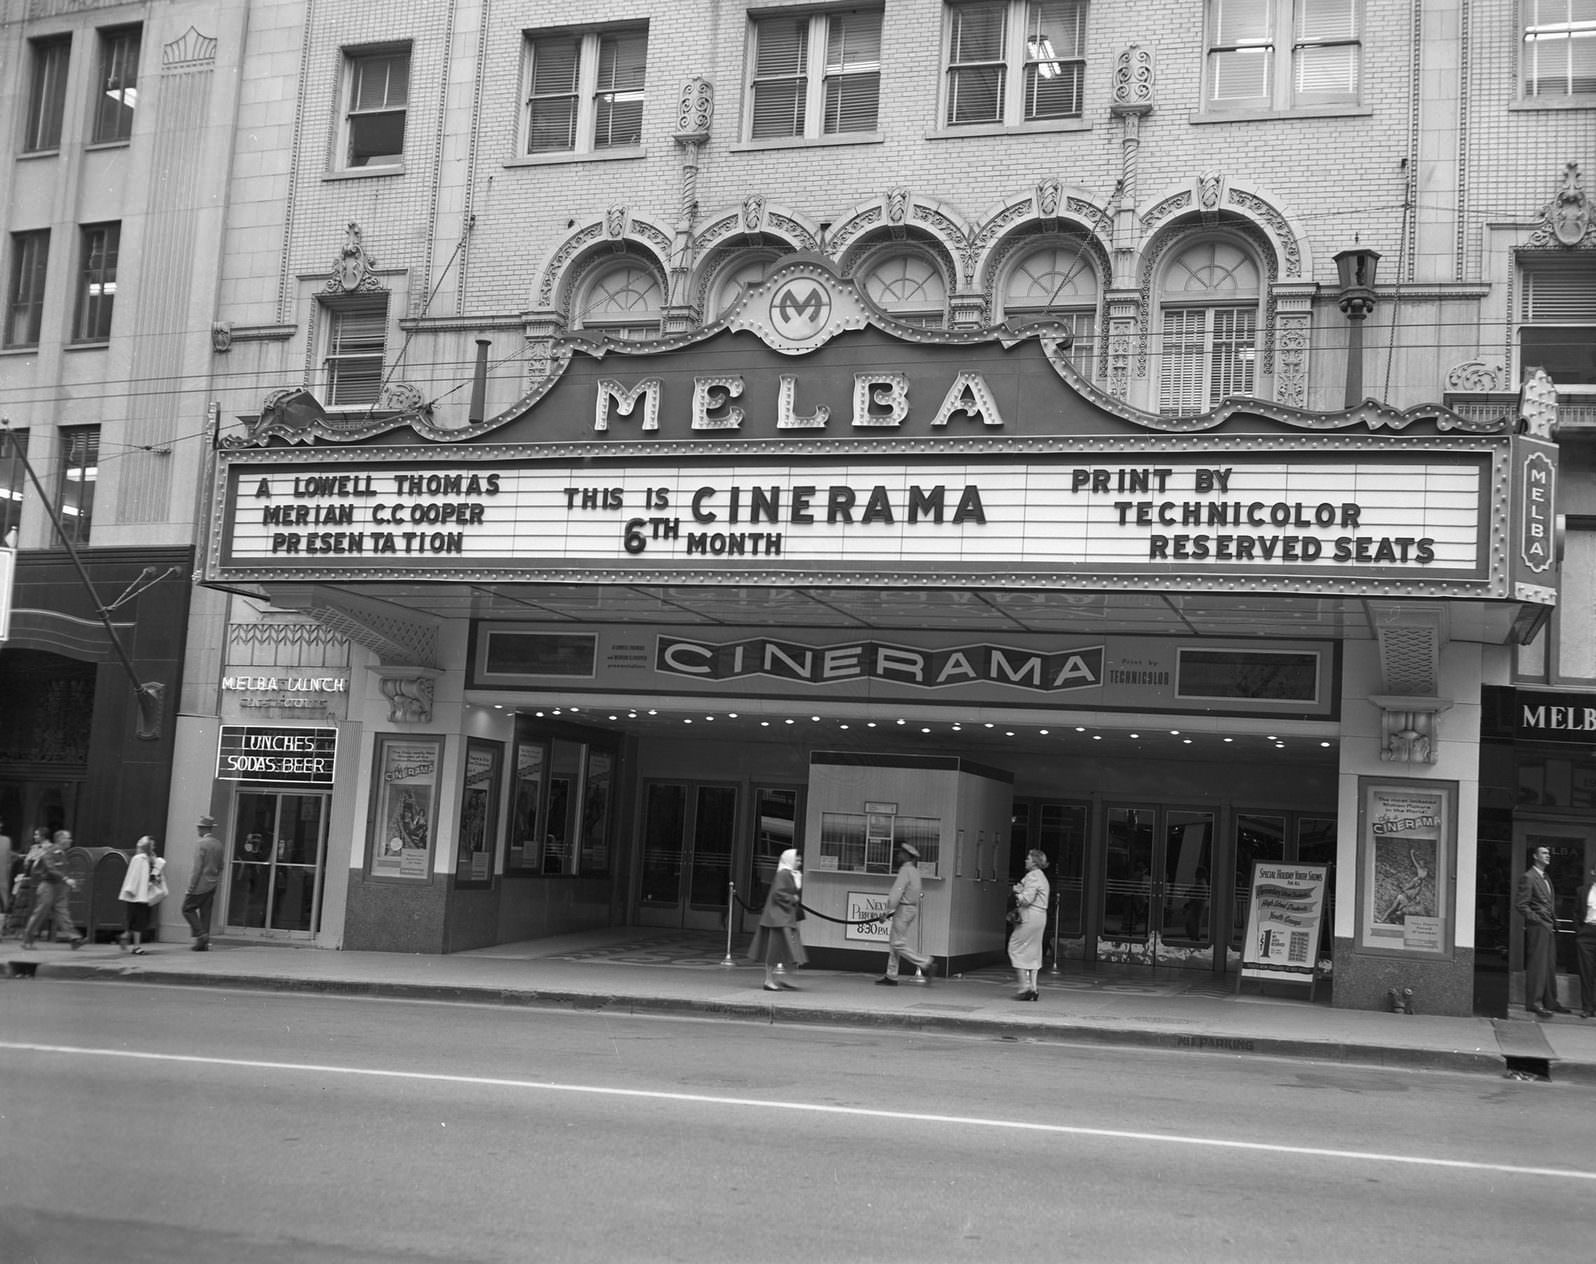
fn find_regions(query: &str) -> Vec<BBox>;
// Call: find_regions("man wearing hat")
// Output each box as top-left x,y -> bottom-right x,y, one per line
875,842 -> 936,985
182,814 -> 224,951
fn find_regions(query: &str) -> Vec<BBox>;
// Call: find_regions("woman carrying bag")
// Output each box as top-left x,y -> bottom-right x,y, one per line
118,836 -> 167,954
1008,849 -> 1050,1001
747,849 -> 806,992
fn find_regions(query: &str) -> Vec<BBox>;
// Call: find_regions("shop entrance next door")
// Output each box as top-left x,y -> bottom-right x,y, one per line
637,782 -> 738,930
225,791 -> 329,938
1099,804 -> 1217,969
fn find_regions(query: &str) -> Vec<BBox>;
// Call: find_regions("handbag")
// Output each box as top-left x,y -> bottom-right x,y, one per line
1005,894 -> 1021,926
147,861 -> 169,905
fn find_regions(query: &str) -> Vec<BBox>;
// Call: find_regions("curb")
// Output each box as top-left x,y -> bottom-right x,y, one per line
12,959 -> 1540,1080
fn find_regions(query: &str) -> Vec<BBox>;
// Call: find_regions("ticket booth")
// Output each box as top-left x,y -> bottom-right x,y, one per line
798,752 -> 1014,973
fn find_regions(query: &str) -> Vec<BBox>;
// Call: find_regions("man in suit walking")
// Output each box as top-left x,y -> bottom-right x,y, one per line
1516,844 -> 1566,1018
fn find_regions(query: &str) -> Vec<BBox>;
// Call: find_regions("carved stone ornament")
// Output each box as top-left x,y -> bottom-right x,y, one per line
381,675 -> 434,724
886,187 -> 910,226
675,76 -> 714,140
1198,170 -> 1224,213
211,321 -> 232,352
605,205 -> 628,240
1111,44 -> 1155,114
1035,178 -> 1062,220
1549,161 -> 1590,247
1518,366 -> 1558,440
331,222 -> 375,292
1445,360 -> 1505,393
743,193 -> 766,234
1370,696 -> 1453,766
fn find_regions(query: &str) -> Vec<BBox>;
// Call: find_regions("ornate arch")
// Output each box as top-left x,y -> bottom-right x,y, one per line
533,207 -> 674,314
828,189 -> 969,284
1137,212 -> 1281,381
1139,174 -> 1311,281
689,196 -> 823,320
969,181 -> 1113,293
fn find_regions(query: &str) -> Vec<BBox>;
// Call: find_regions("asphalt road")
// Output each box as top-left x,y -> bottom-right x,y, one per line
1,980 -> 1591,1264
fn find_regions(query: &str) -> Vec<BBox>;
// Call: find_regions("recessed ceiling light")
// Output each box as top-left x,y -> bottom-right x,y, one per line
867,722 -> 877,728
684,718 -> 693,724
921,727 -> 932,733
1092,734 -> 1102,741
1183,738 -> 1192,744
1038,729 -> 1049,735
1004,730 -> 1015,737
1320,740 -> 1331,747
785,718 -> 795,725
761,721 -> 770,727
1169,729 -> 1180,736
1075,726 -> 1086,733
1129,733 -> 1140,739
648,709 -> 657,716
608,714 -> 617,721
1223,737 -> 1233,743
896,719 -> 906,726
840,724 -> 849,730
811,716 -> 820,722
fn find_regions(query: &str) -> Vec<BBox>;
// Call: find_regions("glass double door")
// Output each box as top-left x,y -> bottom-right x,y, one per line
225,791 -> 329,937
637,782 -> 738,930
1100,804 -> 1216,967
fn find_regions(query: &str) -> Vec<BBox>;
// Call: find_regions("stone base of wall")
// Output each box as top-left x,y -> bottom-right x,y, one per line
1331,938 -> 1475,1016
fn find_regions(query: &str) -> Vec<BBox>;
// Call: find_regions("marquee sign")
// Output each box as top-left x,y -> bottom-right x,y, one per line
207,437 -> 1516,599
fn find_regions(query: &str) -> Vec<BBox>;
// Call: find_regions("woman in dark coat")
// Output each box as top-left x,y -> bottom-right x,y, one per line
748,849 -> 806,991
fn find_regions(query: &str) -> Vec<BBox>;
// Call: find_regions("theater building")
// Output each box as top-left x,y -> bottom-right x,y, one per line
150,0 -> 1593,1016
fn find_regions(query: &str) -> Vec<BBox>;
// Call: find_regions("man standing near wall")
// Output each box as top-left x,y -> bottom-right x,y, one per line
1516,844 -> 1565,1018
875,843 -> 935,986
183,814 -> 224,951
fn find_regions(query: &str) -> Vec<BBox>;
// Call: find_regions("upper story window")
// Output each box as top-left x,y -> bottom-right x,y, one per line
525,26 -> 647,156
1522,0 -> 1596,97
23,36 -> 71,153
859,249 -> 949,327
72,222 -> 118,344
57,425 -> 98,546
5,231 -> 50,349
323,297 -> 389,406
1000,242 -> 1098,376
342,47 -> 410,169
748,8 -> 883,140
92,25 -> 140,144
1519,256 -> 1596,386
1156,238 -> 1260,416
573,259 -> 663,339
0,430 -> 27,544
1205,0 -> 1360,112
944,0 -> 1086,128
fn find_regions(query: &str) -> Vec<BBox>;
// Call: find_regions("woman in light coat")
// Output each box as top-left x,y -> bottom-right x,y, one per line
747,849 -> 806,991
117,836 -> 165,954
1008,849 -> 1050,1001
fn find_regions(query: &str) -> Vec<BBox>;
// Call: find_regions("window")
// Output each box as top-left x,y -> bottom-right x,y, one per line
1206,0 -> 1360,111
944,0 -> 1086,128
92,25 -> 140,144
860,250 -> 949,327
73,223 -> 119,344
6,231 -> 50,349
1519,257 -> 1596,385
323,298 -> 388,406
525,27 -> 647,155
342,48 -> 409,168
748,8 -> 882,140
23,37 -> 70,152
1000,242 -> 1098,375
573,259 -> 663,339
1156,239 -> 1260,416
56,426 -> 97,546
0,430 -> 27,543
1523,0 -> 1596,96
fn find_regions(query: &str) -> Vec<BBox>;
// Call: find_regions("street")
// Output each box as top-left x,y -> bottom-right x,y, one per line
2,980 -> 1591,1263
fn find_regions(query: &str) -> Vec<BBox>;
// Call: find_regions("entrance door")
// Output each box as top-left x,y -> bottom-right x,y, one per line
1509,820 -> 1596,1007
1100,804 -> 1216,968
637,781 -> 739,930
226,791 -> 329,938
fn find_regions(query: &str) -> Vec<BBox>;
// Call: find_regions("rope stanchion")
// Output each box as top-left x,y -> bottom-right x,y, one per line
1048,889 -> 1062,975
721,882 -> 737,966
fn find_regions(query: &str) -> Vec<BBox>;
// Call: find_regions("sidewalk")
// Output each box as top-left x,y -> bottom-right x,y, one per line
6,928 -> 1595,1085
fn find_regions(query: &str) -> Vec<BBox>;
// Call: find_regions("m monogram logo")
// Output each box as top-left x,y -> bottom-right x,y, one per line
770,279 -> 831,337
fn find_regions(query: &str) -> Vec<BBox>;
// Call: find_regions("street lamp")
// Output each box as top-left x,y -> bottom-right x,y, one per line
1334,246 -> 1380,408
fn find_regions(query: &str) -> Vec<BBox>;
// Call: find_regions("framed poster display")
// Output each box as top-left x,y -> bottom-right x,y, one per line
1355,777 -> 1456,958
456,738 -> 502,887
508,738 -> 548,872
369,735 -> 441,880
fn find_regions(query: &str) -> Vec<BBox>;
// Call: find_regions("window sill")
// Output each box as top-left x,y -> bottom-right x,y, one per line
324,163 -> 407,181
1509,96 -> 1596,112
504,146 -> 646,169
927,118 -> 1090,140
1189,104 -> 1372,123
84,138 -> 133,152
730,132 -> 883,154
65,340 -> 110,351
17,148 -> 60,160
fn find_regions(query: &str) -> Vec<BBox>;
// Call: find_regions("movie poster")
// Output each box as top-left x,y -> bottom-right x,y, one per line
371,736 -> 440,880
1358,779 -> 1454,956
456,739 -> 501,885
